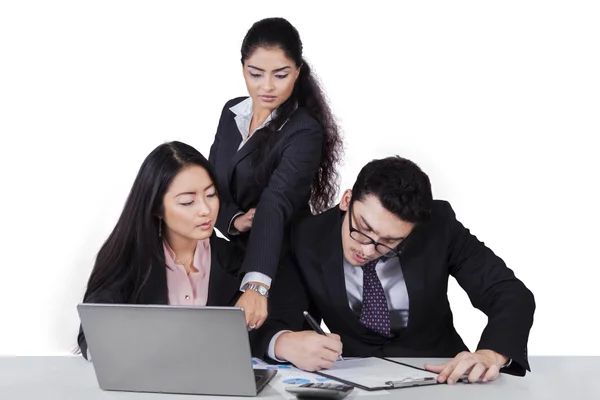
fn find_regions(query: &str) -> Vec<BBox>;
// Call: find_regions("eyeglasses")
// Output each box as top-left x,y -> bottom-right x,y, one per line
347,202 -> 404,258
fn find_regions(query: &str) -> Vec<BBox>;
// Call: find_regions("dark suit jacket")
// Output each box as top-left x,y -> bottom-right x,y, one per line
255,201 -> 535,376
77,233 -> 244,359
209,97 -> 323,280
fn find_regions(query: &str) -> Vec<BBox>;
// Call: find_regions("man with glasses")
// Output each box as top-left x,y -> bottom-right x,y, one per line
254,156 -> 535,384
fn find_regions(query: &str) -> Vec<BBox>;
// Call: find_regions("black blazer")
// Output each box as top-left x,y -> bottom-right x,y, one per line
77,233 -> 244,359
209,97 -> 323,280
256,201 -> 535,376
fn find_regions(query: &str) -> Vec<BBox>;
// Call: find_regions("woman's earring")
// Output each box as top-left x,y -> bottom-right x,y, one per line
158,218 -> 162,237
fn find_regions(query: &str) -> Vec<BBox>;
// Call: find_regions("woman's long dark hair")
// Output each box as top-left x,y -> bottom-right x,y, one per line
81,141 -> 219,305
241,17 -> 343,213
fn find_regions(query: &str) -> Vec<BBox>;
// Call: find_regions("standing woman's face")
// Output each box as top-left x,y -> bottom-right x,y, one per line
242,46 -> 300,112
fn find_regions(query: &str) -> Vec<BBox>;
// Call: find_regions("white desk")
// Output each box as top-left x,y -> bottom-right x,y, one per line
1,356 -> 598,399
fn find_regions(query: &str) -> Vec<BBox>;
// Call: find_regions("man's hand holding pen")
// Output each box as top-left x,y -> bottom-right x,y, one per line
274,330 -> 343,372
272,311 -> 343,372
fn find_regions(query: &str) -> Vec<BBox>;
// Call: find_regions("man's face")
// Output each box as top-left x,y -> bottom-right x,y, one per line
340,190 -> 415,266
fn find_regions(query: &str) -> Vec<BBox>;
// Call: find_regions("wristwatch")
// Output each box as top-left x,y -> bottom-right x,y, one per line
241,283 -> 269,297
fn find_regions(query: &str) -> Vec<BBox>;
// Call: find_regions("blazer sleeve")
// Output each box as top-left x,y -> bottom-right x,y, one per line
209,101 -> 244,238
240,118 -> 323,279
444,201 -> 535,376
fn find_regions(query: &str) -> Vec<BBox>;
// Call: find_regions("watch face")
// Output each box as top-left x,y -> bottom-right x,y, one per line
249,285 -> 267,296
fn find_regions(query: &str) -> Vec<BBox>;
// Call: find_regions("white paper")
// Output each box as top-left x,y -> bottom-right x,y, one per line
320,357 -> 438,389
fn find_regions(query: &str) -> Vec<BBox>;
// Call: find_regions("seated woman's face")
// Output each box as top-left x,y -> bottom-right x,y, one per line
162,165 -> 219,241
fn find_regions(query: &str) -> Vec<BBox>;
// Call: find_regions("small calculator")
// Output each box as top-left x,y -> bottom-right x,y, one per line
285,382 -> 354,399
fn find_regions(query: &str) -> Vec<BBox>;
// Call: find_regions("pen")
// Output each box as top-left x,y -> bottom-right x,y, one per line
303,311 -> 344,361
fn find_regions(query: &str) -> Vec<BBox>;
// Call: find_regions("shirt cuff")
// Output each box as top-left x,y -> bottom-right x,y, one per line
228,211 -> 245,236
268,330 -> 292,362
502,358 -> 513,368
241,272 -> 272,290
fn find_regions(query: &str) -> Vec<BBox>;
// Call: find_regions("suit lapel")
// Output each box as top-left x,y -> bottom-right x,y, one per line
317,208 -> 351,311
395,224 -> 428,335
225,104 -> 297,188
206,233 -> 243,306
138,259 -> 169,305
226,125 -> 261,186
219,115 -> 243,185
313,208 -> 382,343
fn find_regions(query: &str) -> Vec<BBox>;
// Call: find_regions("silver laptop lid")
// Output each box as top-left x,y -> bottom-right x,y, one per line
77,304 -> 259,396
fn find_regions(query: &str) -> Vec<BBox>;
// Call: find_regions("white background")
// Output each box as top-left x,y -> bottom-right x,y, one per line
0,1 -> 598,356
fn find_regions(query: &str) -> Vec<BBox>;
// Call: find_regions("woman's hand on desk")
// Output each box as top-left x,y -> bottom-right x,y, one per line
235,285 -> 268,330
424,349 -> 508,384
233,208 -> 256,233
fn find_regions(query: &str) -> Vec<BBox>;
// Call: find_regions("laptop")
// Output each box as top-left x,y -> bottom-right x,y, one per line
77,303 -> 277,396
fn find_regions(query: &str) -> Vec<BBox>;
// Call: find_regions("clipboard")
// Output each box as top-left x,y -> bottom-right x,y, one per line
313,357 -> 442,391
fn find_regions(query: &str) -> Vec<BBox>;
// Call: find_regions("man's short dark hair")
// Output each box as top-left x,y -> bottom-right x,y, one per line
351,156 -> 433,223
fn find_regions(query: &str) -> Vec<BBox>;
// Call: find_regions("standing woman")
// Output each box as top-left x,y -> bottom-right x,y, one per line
209,17 -> 343,331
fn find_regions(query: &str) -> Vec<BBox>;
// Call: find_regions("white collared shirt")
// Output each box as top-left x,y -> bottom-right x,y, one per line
343,256 -> 410,328
229,97 -> 281,151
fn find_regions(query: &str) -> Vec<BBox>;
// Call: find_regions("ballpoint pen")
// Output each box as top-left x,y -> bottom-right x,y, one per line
303,311 -> 344,361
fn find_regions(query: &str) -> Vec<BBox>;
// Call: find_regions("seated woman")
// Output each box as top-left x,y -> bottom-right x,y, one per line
77,141 -> 245,359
